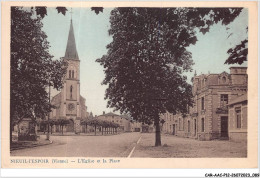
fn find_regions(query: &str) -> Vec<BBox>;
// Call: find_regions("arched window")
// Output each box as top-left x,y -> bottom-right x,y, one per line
188,121 -> 190,133
72,70 -> 74,78
183,117 -> 185,130
201,118 -> 205,132
222,76 -> 226,83
70,85 -> 73,99
179,118 -> 181,130
69,70 -> 71,78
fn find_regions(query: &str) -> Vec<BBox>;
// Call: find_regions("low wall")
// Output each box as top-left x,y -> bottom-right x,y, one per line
229,131 -> 247,142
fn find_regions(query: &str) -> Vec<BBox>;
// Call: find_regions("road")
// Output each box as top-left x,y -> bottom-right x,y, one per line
11,132 -> 246,158
11,132 -> 141,157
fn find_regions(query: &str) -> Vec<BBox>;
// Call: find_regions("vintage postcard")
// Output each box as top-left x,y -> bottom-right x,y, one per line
1,1 -> 258,169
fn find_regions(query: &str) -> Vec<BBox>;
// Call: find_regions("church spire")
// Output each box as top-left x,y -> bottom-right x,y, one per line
64,17 -> 79,60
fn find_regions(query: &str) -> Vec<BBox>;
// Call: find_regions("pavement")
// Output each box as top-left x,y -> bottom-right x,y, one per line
131,133 -> 247,158
10,135 -> 52,151
10,132 -> 247,158
11,132 -> 141,157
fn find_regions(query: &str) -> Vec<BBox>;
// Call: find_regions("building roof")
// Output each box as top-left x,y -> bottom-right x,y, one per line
228,94 -> 247,106
120,114 -> 132,120
102,112 -> 119,117
64,19 -> 79,60
229,66 -> 247,69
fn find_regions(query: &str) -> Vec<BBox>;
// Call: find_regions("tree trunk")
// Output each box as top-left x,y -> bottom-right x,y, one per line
102,126 -> 103,135
154,116 -> 161,146
51,126 -> 53,134
94,125 -> 96,136
62,125 -> 63,135
86,124 -> 88,133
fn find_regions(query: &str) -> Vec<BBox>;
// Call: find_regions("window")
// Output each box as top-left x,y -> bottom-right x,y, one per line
179,118 -> 181,130
236,107 -> 241,128
70,85 -> 73,99
188,121 -> 190,133
69,70 -> 71,78
201,97 -> 205,110
201,118 -> 205,132
183,118 -> 185,130
72,70 -> 74,78
222,76 -> 226,83
220,94 -> 228,107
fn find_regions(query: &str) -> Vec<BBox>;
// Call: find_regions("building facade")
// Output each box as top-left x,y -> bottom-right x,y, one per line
97,112 -> 143,132
97,112 -> 131,132
228,94 -> 247,142
49,19 -> 87,132
161,67 -> 248,141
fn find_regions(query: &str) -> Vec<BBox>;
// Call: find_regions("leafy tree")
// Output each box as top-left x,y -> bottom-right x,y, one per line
185,8 -> 247,64
87,119 -> 101,135
32,6 -> 246,64
97,7 -> 244,146
91,7 -> 104,15
10,7 -> 67,143
31,6 -> 104,17
225,38 -> 248,64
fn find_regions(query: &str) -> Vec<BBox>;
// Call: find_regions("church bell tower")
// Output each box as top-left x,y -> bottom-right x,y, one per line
62,18 -> 81,120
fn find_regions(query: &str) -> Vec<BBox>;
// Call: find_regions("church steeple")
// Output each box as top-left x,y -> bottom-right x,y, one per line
64,19 -> 79,60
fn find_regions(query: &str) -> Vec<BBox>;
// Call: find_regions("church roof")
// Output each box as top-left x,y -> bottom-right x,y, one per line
101,112 -> 119,117
64,19 -> 79,60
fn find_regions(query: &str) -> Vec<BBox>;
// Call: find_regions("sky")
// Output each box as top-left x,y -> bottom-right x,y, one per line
41,7 -> 248,116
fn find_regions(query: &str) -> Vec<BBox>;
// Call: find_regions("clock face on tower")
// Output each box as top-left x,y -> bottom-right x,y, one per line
68,103 -> 75,111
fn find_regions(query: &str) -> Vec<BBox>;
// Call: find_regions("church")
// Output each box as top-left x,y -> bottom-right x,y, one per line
49,18 -> 87,132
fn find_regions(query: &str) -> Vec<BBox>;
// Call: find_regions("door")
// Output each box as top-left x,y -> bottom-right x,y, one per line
66,119 -> 74,132
172,124 -> 175,135
221,116 -> 228,137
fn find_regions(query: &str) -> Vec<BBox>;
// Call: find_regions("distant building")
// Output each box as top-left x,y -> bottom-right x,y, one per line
97,112 -> 131,132
97,112 -> 144,132
160,112 -> 176,135
161,67 -> 248,141
130,120 -> 142,132
228,94 -> 247,142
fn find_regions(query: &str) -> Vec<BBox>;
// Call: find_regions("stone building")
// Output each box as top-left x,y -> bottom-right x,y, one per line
161,67 -> 248,141
228,94 -> 247,142
97,112 -> 131,132
49,19 -> 87,133
130,120 -> 142,132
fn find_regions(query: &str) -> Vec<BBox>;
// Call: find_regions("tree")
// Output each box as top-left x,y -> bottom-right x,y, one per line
87,119 -> 102,135
97,7 -> 244,146
10,7 -> 67,144
184,8 -> 247,64
31,6 -> 104,17
225,39 -> 248,65
33,6 -> 246,64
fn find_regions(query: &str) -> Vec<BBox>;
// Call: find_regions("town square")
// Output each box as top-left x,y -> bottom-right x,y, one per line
9,6 -> 249,159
